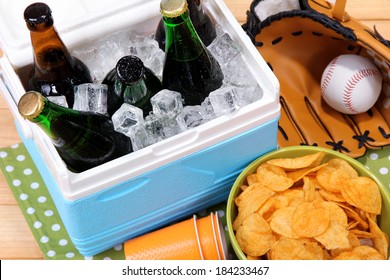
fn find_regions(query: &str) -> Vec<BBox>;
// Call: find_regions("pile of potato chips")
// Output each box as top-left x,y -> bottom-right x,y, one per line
233,152 -> 389,260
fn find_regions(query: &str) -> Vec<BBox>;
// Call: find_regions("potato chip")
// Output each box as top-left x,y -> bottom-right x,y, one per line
256,163 -> 294,191
314,202 -> 349,250
256,198 -> 279,222
256,197 -> 277,217
233,184 -> 275,230
349,229 -> 374,239
235,183 -> 271,206
368,217 -> 389,259
246,173 -> 258,185
333,246 -> 384,260
322,249 -> 333,260
269,206 -> 300,238
303,176 -> 316,202
347,221 -> 360,230
278,188 -> 305,207
268,237 -> 323,260
236,213 -> 276,256
257,194 -> 296,222
336,203 -> 369,230
316,159 -> 358,193
330,232 -> 361,258
330,158 -> 359,177
319,188 -> 346,203
341,177 -> 382,215
266,152 -> 326,171
287,163 -> 328,183
240,184 -> 249,192
366,212 -> 378,222
247,255 -> 261,260
291,201 -> 330,237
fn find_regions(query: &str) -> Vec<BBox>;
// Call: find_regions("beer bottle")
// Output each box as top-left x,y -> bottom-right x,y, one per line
18,91 -> 132,173
161,0 -> 224,106
103,55 -> 163,117
155,0 -> 217,50
24,2 -> 92,108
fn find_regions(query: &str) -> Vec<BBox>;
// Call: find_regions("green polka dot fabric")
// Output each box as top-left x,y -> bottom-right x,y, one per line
0,143 -> 389,260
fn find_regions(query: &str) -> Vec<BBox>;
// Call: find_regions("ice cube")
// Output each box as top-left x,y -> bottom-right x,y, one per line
208,86 -> 239,116
180,105 -> 209,128
129,113 -> 187,151
71,30 -> 131,83
73,83 -> 108,115
201,97 -> 217,120
129,35 -> 159,58
144,48 -> 165,79
160,114 -> 187,137
222,55 -> 257,89
129,114 -> 164,151
129,35 -> 165,79
128,125 -> 152,151
233,84 -> 263,107
47,96 -> 68,108
111,103 -> 144,137
221,55 -> 264,106
214,23 -> 225,37
150,90 -> 184,118
208,33 -> 241,66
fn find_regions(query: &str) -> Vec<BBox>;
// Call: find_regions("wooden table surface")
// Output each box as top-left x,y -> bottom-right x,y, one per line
0,0 -> 389,260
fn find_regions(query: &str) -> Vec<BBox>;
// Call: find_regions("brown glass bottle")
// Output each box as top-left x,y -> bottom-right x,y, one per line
24,2 -> 92,108
103,55 -> 163,117
155,0 -> 217,50
18,91 -> 132,173
161,0 -> 223,106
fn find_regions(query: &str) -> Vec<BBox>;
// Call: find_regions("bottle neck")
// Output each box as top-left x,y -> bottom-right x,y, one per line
29,98 -> 60,138
115,75 -> 148,104
163,10 -> 204,60
29,25 -> 74,74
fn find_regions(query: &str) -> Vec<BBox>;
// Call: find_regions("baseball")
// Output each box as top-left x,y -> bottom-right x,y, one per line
320,54 -> 383,114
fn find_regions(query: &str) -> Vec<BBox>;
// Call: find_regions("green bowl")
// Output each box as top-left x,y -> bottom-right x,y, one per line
226,146 -> 390,260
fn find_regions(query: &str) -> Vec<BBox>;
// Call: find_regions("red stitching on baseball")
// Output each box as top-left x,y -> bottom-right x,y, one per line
343,68 -> 381,113
321,57 -> 339,97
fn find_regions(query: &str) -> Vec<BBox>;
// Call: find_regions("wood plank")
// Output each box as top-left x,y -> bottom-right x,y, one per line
0,205 -> 43,259
0,171 -> 17,205
223,0 -> 252,24
0,91 -> 21,147
347,0 -> 390,20
224,0 -> 390,38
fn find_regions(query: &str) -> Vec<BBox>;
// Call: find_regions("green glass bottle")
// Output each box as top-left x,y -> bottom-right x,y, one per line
18,91 -> 132,173
103,55 -> 163,117
24,2 -> 92,108
155,0 -> 217,50
161,0 -> 224,106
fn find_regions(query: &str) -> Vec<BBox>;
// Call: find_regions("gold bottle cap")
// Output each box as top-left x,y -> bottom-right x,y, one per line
160,0 -> 188,18
18,91 -> 45,120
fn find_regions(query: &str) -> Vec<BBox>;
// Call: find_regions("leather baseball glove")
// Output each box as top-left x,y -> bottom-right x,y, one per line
243,0 -> 390,158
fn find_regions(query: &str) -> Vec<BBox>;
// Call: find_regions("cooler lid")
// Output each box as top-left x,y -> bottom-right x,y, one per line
0,0 -> 161,68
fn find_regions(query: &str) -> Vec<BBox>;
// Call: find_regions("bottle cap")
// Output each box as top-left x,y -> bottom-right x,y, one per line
160,0 -> 188,18
24,2 -> 54,30
116,56 -> 145,84
18,91 -> 45,120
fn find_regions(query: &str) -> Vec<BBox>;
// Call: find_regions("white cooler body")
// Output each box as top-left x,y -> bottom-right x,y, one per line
0,0 -> 280,256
